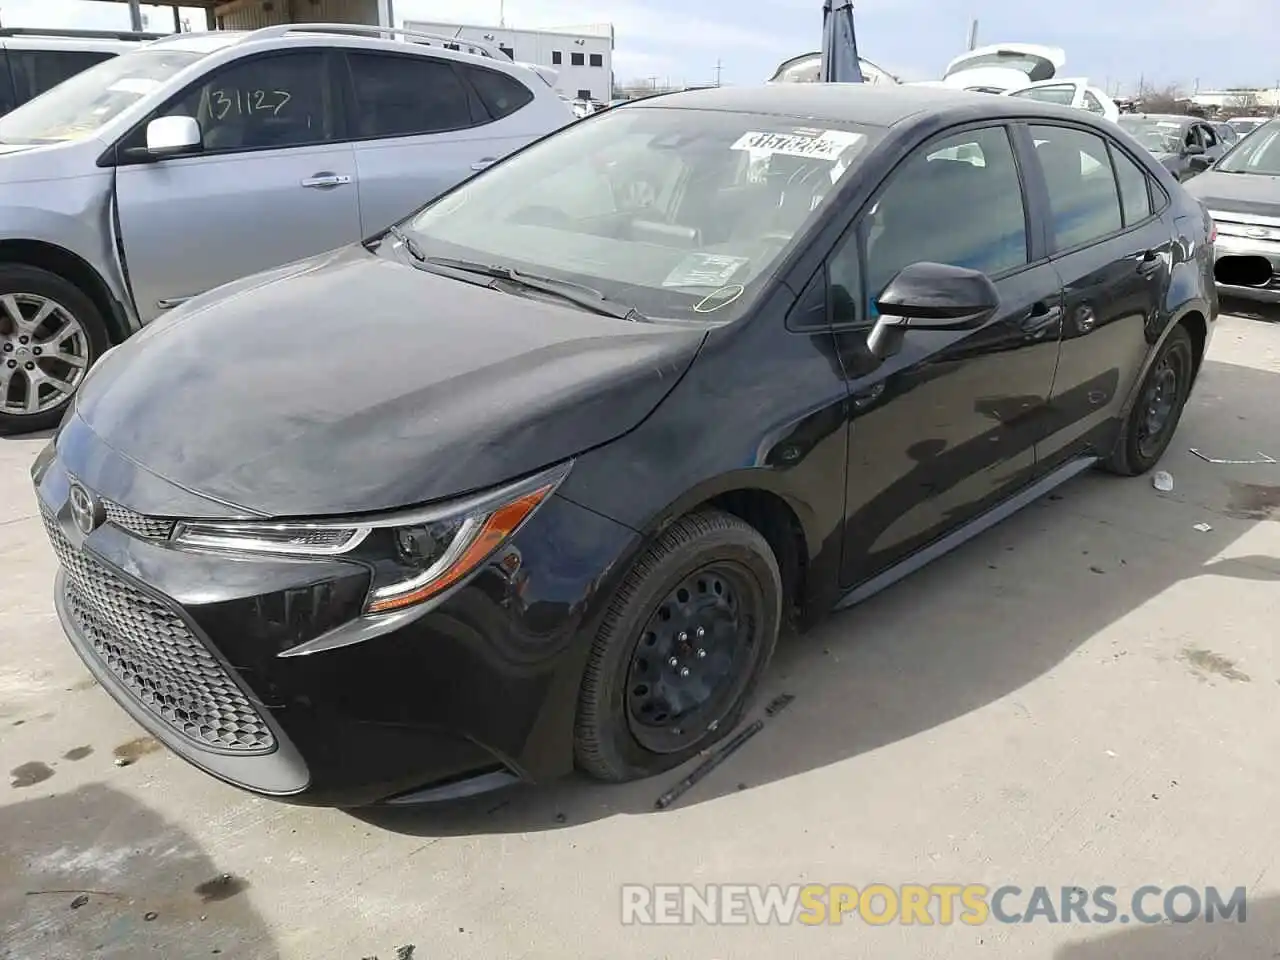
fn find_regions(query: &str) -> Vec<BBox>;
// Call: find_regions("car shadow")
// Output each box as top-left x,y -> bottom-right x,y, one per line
356,357 -> 1278,836
0,783 -> 279,959
0,427 -> 53,442
1220,295 -> 1280,324
1053,892 -> 1280,959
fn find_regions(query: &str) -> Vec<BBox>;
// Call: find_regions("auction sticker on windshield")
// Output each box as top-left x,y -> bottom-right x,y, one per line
663,253 -> 750,288
731,128 -> 866,161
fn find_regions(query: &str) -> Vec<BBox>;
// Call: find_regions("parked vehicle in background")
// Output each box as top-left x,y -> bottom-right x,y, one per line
937,42 -> 1065,92
1117,113 -> 1225,181
768,50 -> 900,85
1003,77 -> 1120,122
32,85 -> 1216,807
0,28 -> 166,117
1228,116 -> 1270,139
1212,122 -> 1239,148
1184,118 -> 1280,302
0,23 -> 574,435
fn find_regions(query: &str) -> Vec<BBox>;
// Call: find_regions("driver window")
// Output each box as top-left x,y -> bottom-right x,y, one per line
856,125 -> 1028,303
1184,127 -> 1198,150
1200,125 -> 1217,148
159,51 -> 334,153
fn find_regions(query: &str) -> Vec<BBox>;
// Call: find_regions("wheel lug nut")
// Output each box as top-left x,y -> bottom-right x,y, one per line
31,347 -> 41,355
2,342 -> 11,351
18,335 -> 28,344
679,667 -> 690,678
695,626 -> 705,638
25,362 -> 34,370
668,657 -> 678,668
677,631 -> 688,643
6,359 -> 15,367
696,648 -> 706,659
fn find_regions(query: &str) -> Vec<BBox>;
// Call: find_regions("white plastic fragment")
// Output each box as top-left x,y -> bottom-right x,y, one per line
1152,471 -> 1173,492
1193,522 -> 1213,532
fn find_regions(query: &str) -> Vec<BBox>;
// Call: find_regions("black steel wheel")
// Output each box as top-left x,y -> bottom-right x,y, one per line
1103,324 -> 1195,476
574,509 -> 782,782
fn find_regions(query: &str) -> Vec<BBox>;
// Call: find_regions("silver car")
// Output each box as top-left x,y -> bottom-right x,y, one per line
0,24 -> 573,434
1184,118 -> 1280,303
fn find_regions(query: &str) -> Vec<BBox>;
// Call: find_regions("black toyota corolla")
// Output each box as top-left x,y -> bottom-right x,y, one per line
34,84 -> 1217,807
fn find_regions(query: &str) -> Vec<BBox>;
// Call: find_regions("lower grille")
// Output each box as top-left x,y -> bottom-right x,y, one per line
41,504 -> 275,754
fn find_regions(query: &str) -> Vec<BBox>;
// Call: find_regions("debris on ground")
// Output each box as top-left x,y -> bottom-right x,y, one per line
143,911 -> 158,921
395,946 -> 416,960
654,719 -> 764,810
1193,522 -> 1213,532
764,693 -> 795,717
1189,448 -> 1276,465
69,894 -> 89,910
1152,470 -> 1173,492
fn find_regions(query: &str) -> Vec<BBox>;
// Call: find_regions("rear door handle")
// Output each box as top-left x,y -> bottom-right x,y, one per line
301,173 -> 351,189
470,157 -> 498,171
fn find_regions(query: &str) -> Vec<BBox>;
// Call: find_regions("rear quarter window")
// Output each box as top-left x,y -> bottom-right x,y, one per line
462,65 -> 534,121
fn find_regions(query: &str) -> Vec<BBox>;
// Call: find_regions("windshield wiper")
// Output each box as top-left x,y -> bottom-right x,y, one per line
385,224 -> 427,262
424,256 -> 644,321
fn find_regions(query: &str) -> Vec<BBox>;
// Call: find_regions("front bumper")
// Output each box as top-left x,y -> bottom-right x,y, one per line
1209,221 -> 1280,304
34,432 -> 639,807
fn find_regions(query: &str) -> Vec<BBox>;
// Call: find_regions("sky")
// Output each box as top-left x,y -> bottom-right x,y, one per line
0,0 -> 1272,94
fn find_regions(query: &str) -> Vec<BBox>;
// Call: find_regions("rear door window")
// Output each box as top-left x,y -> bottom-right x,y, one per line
1030,125 -> 1122,250
346,52 -> 475,138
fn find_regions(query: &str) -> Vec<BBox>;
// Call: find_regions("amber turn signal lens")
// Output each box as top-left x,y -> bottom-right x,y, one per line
364,484 -> 553,614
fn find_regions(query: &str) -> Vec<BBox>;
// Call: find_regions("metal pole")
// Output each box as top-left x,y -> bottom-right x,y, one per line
127,0 -> 144,32
967,18 -> 978,51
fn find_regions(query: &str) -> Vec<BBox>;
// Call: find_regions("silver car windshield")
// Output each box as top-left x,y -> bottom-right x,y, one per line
1217,120 -> 1280,174
406,106 -> 881,321
0,49 -> 202,144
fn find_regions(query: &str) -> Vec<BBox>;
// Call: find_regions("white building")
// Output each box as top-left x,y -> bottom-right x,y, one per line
404,20 -> 614,102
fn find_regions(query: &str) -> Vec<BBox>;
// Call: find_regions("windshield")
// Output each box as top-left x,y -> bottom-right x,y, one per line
1217,120 -> 1280,174
405,106 -> 881,321
1117,117 -> 1185,155
0,48 -> 201,144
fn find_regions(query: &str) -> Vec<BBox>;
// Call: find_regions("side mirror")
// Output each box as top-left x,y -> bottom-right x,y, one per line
866,262 -> 999,360
145,115 -> 201,158
1183,142 -> 1205,156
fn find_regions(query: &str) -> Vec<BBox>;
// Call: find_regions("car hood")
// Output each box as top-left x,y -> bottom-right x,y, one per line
71,245 -> 707,518
1182,170 -> 1280,218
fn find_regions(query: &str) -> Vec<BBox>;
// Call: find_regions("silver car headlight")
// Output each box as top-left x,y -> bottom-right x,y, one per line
170,462 -> 571,614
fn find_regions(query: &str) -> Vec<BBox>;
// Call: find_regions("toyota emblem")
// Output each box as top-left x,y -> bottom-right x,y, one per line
67,483 -> 104,536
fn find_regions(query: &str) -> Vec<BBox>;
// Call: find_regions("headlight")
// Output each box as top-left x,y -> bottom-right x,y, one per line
170,462 -> 571,614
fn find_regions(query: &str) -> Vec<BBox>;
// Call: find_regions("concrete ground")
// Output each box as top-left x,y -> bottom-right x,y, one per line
2,306 -> 1279,960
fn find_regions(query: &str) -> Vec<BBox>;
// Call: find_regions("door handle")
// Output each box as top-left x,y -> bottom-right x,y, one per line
1021,300 -> 1062,336
470,157 -> 498,171
300,173 -> 351,189
1136,250 -> 1162,275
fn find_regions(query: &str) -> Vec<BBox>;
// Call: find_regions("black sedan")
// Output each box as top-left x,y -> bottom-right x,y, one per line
33,84 -> 1217,807
1117,113 -> 1228,180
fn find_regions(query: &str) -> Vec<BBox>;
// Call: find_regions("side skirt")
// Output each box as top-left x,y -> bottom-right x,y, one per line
834,455 -> 1098,612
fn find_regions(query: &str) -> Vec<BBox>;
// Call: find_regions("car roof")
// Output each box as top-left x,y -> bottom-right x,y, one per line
1124,113 -> 1193,124
628,82 -> 1103,129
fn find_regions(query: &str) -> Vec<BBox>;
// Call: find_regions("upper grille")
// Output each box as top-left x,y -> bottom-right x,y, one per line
41,503 -> 275,754
102,499 -> 174,541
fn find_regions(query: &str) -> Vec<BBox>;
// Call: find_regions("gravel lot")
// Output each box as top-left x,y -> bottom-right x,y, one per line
2,307 -> 1278,960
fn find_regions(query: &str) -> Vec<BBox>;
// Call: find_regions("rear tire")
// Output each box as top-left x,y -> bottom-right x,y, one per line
1102,324 -> 1195,476
0,264 -> 108,436
574,510 -> 782,783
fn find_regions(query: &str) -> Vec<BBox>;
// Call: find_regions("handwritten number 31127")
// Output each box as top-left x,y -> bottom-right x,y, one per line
209,88 -> 292,120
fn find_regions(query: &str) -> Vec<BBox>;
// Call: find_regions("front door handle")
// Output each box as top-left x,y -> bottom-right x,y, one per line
1021,300 -> 1062,337
470,157 -> 498,171
301,173 -> 351,189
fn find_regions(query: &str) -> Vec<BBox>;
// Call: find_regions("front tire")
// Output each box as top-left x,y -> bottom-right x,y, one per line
574,510 -> 782,783
1103,324 -> 1195,476
0,264 -> 108,436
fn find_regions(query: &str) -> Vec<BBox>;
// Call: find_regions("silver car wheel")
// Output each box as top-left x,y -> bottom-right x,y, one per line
0,293 -> 90,417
